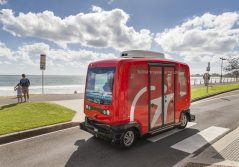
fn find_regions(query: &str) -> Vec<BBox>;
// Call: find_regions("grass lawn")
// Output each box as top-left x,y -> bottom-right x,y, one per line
0,102 -> 75,135
191,83 -> 239,100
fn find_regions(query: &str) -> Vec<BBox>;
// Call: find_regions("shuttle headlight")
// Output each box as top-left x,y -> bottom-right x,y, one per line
103,110 -> 107,115
103,110 -> 110,115
86,105 -> 91,110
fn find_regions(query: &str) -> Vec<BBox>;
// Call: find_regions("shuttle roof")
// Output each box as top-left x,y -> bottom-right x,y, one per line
121,50 -> 165,59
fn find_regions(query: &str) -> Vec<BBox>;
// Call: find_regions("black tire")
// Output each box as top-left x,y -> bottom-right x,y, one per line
120,129 -> 136,148
178,112 -> 188,129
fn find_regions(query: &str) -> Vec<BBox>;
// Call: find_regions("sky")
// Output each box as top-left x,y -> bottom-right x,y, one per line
0,0 -> 239,75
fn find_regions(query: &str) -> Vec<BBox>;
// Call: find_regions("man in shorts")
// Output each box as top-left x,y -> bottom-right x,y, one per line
20,74 -> 30,102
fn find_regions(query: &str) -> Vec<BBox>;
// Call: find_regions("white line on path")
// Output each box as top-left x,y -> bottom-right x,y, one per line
171,126 -> 229,153
192,93 -> 239,105
147,122 -> 197,142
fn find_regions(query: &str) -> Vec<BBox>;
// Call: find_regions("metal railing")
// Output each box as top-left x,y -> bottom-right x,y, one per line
191,77 -> 239,86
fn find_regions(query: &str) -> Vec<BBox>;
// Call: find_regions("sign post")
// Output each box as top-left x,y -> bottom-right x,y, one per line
203,62 -> 210,93
40,54 -> 46,94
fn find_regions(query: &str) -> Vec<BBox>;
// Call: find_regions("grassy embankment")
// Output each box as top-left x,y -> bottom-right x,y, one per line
0,102 -> 75,135
191,83 -> 239,100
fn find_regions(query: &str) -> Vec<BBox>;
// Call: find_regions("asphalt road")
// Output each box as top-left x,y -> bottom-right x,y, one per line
0,90 -> 239,167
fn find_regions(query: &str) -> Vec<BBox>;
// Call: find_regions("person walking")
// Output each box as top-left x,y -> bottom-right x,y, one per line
19,74 -> 30,102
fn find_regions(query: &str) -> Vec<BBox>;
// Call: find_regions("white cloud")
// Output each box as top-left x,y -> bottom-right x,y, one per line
0,42 -> 117,74
0,42 -> 13,59
0,0 -> 7,5
0,7 -> 153,51
155,12 -> 239,64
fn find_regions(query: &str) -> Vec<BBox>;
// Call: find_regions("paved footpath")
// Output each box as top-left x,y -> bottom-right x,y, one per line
0,93 -> 84,107
51,99 -> 85,123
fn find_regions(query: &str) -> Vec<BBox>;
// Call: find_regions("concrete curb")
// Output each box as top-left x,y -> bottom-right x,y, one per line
191,88 -> 239,102
185,162 -> 232,167
0,122 -> 79,145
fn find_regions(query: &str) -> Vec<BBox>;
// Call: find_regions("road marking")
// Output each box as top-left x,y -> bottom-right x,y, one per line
192,93 -> 239,105
147,122 -> 197,142
171,126 -> 229,153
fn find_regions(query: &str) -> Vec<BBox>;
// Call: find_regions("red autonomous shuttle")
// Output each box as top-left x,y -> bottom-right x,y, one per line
80,50 -> 195,148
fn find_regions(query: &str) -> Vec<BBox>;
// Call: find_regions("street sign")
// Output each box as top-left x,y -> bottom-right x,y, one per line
205,62 -> 211,92
203,72 -> 210,93
206,62 -> 210,72
40,54 -> 46,70
203,72 -> 210,79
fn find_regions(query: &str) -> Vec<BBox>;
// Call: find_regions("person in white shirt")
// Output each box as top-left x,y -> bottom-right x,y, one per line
14,83 -> 22,103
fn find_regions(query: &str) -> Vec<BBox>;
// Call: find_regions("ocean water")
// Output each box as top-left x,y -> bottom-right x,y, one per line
0,75 -> 86,96
0,75 -> 236,96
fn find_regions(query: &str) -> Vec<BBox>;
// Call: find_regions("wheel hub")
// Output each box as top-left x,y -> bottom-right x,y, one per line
123,131 -> 134,146
181,114 -> 187,126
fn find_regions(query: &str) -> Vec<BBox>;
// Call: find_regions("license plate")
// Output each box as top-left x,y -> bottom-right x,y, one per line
94,128 -> 98,132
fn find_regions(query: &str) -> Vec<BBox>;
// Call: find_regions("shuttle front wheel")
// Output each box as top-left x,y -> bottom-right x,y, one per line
178,112 -> 188,129
120,129 -> 136,148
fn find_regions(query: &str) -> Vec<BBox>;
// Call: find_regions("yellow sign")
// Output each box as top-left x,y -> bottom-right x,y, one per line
40,54 -> 46,70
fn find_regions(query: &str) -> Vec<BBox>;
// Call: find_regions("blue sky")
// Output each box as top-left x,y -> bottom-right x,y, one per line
0,0 -> 239,75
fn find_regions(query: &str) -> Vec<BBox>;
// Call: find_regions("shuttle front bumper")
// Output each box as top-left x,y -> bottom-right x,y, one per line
80,117 -> 139,143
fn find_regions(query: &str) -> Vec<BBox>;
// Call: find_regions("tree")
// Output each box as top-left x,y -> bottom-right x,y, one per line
224,57 -> 239,81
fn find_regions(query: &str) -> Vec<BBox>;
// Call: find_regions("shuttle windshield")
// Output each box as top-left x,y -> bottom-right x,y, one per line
85,67 -> 115,105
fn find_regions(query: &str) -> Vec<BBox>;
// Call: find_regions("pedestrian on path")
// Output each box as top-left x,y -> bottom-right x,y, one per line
20,74 -> 30,102
14,83 -> 22,103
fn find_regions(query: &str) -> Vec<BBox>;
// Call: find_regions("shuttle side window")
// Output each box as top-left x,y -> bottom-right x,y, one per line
178,70 -> 187,98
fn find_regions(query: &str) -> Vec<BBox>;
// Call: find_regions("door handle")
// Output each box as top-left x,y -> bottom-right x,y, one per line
151,103 -> 155,108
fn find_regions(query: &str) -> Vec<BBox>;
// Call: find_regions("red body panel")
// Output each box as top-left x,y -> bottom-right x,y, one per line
84,58 -> 191,135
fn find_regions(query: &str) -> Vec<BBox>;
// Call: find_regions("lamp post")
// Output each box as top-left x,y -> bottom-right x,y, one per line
220,57 -> 226,83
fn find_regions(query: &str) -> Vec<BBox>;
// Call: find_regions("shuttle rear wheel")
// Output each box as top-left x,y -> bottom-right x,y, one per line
178,112 -> 188,129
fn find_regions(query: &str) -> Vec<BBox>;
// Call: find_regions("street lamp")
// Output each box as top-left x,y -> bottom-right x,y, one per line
220,57 -> 226,83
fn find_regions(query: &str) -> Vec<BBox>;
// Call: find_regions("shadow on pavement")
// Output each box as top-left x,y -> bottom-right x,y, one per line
65,128 -> 225,167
